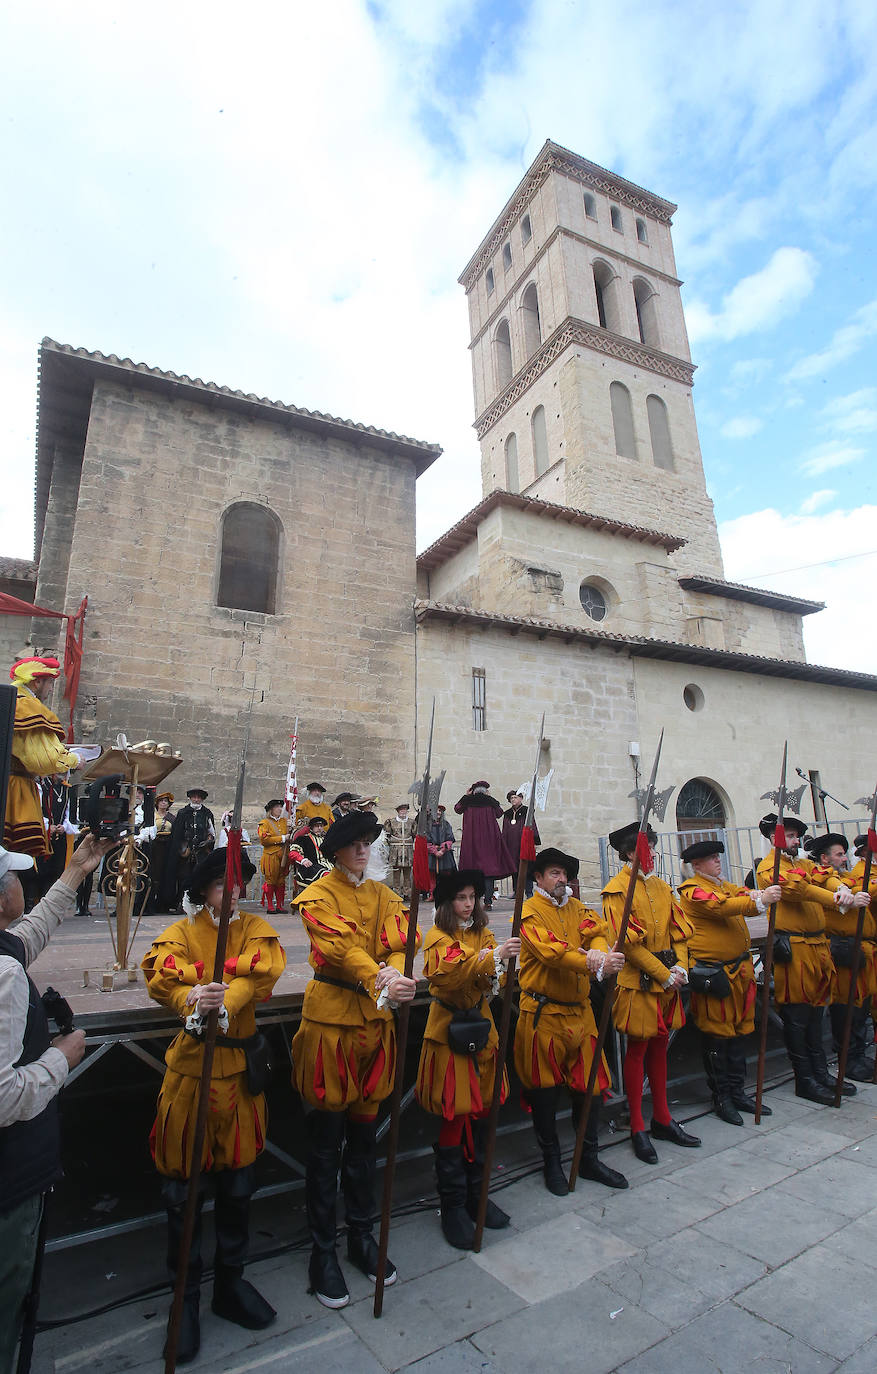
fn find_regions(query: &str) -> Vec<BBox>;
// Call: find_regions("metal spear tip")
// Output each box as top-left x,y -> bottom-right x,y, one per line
855,793 -> 877,811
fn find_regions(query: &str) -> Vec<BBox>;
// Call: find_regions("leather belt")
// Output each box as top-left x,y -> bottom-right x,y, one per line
313,970 -> 369,996
526,991 -> 580,1029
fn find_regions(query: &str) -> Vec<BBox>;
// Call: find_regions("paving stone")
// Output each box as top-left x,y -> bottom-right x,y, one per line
598,1226 -> 766,1328
736,1243 -> 877,1360
470,1278 -> 668,1374
821,1206 -> 877,1271
737,1118 -> 857,1169
667,1149 -> 796,1206
834,1333 -> 877,1372
581,1175 -> 721,1245
838,1131 -> 877,1168
776,1154 -> 877,1218
695,1185 -> 846,1266
470,1209 -> 638,1301
403,1341 -> 502,1371
614,1298 -> 837,1373
342,1256 -> 519,1372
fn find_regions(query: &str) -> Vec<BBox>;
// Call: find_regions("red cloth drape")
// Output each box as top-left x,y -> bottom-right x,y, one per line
0,592 -> 88,742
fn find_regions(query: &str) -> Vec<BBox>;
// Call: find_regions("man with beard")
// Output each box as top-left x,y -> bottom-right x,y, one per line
384,802 -> 416,898
166,789 -> 215,914
295,783 -> 334,830
454,782 -> 515,911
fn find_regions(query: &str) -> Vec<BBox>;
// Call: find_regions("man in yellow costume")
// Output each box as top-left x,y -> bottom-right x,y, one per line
514,847 -> 628,1195
849,832 -> 877,1064
295,782 -> 334,829
141,847 -> 286,1364
291,810 -> 419,1310
257,799 -> 290,913
678,839 -> 781,1124
756,812 -> 865,1104
5,657 -> 80,859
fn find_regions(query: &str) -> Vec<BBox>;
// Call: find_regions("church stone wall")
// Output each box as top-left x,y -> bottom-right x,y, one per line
56,379 -> 419,808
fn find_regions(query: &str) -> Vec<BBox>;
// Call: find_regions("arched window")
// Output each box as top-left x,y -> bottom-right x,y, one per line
494,320 -> 512,390
609,382 -> 636,459
217,502 -> 281,614
647,394 -> 674,470
633,278 -> 660,347
610,204 -> 623,232
531,405 -> 549,477
583,191 -> 597,220
504,432 -> 519,491
521,214 -> 532,245
502,241 -> 512,271
521,283 -> 541,359
592,260 -> 621,333
636,217 -> 648,245
486,267 -> 495,295
676,778 -> 726,834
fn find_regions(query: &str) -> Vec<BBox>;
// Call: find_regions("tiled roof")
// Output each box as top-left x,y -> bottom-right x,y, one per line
414,600 -> 877,691
417,490 -> 684,572
678,575 -> 823,617
0,557 -> 36,582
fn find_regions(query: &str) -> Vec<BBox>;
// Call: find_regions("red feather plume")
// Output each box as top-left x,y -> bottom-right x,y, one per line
412,833 -> 433,893
635,830 -> 654,875
520,825 -> 537,863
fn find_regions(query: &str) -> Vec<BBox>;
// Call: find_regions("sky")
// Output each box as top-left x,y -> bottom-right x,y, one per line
1,0 -> 876,671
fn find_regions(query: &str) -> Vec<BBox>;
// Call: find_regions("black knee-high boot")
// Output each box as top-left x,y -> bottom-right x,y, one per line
726,1035 -> 770,1115
306,1111 -> 349,1308
464,1116 -> 510,1227
163,1177 -> 204,1365
570,1094 -> 628,1188
830,1000 -> 875,1081
341,1117 -> 396,1285
527,1087 -> 567,1196
806,1005 -> 856,1096
702,1035 -> 743,1125
212,1166 -> 276,1329
434,1143 -> 476,1249
778,1005 -> 834,1104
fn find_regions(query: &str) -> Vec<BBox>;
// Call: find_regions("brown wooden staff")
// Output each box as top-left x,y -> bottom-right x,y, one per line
471,714 -> 544,1253
754,741 -> 790,1125
568,729 -> 669,1190
373,700 -> 436,1317
835,785 -> 877,1100
164,713 -> 252,1373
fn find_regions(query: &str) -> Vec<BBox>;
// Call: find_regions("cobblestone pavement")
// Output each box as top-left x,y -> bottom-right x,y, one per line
31,1071 -> 877,1373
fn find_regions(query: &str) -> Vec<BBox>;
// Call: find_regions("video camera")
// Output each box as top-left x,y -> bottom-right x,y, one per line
84,774 -> 130,841
42,986 -> 75,1035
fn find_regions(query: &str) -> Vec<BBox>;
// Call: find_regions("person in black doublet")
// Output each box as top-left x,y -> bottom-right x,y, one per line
163,788 -> 215,912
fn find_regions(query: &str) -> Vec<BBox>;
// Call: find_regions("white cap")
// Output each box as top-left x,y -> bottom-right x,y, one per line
0,845 -> 35,880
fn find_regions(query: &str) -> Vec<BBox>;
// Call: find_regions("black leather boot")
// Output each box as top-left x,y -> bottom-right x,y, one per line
806,1005 -> 856,1096
703,1035 -> 743,1125
779,1005 -> 835,1104
306,1111 -> 350,1308
527,1087 -> 568,1195
830,1002 -> 875,1081
726,1035 -> 770,1115
162,1178 -> 203,1366
570,1094 -> 628,1188
464,1117 -> 510,1227
211,1167 -> 276,1330
434,1143 -> 476,1249
342,1118 -> 396,1286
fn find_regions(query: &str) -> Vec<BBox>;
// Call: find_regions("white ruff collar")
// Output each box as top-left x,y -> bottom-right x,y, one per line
183,897 -> 240,923
535,884 -> 570,908
336,862 -> 367,888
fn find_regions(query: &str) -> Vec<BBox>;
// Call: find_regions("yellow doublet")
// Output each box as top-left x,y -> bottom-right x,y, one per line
826,858 -> 877,1007
416,924 -> 507,1119
258,815 -> 290,885
603,868 -> 692,1040
678,874 -> 757,1037
513,891 -> 611,1095
141,909 -> 286,1177
291,866 -> 420,1113
295,798 -> 335,828
6,685 -> 80,857
756,852 -> 836,1006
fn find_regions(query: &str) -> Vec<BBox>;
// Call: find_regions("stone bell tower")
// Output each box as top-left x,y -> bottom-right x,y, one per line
458,140 -> 725,577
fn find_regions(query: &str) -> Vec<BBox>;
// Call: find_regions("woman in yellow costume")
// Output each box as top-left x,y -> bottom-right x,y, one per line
603,821 -> 701,1164
257,798 -> 290,913
416,869 -> 519,1249
141,847 -> 286,1364
5,657 -> 80,859
291,810 -> 418,1310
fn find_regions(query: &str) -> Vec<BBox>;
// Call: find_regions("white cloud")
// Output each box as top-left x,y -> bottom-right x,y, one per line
799,441 -> 866,477
819,388 -> 877,434
720,504 -> 877,673
799,489 -> 836,514
686,248 -> 818,345
786,298 -> 877,381
720,415 -> 763,439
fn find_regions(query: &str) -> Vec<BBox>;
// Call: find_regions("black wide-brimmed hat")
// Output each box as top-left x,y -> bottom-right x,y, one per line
680,839 -> 724,863
186,788 -> 209,800
264,799 -> 285,812
531,846 -> 579,881
470,780 -> 491,790
305,782 -> 326,792
322,811 -> 382,862
854,833 -> 868,856
433,869 -> 486,907
804,832 -> 848,858
186,847 -> 256,904
308,815 -> 328,830
759,812 -> 808,840
333,792 -> 356,805
608,821 -> 657,854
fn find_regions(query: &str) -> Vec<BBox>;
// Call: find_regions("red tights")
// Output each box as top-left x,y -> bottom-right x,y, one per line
623,1033 -> 671,1132
437,1110 -> 488,1155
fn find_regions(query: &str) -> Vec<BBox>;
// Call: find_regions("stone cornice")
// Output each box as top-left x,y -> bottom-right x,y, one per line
459,140 -> 677,292
473,318 -> 697,439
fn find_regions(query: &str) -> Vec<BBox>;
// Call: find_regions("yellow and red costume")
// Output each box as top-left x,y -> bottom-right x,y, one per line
257,814 -> 290,913
602,868 -> 692,1041
823,859 -> 877,1007
295,797 -> 334,829
678,874 -> 758,1037
5,659 -> 79,858
417,923 -> 507,1119
756,851 -> 839,1006
291,865 -> 420,1119
514,889 -> 611,1096
141,908 -> 285,1177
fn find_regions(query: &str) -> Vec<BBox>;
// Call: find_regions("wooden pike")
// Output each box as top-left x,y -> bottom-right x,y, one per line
835,784 -> 877,1100
754,741 -> 790,1124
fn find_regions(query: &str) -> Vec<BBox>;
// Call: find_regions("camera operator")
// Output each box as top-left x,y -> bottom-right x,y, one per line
0,833 -> 112,1372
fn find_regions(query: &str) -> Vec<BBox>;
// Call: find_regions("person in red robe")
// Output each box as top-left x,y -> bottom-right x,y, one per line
454,782 -> 515,910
